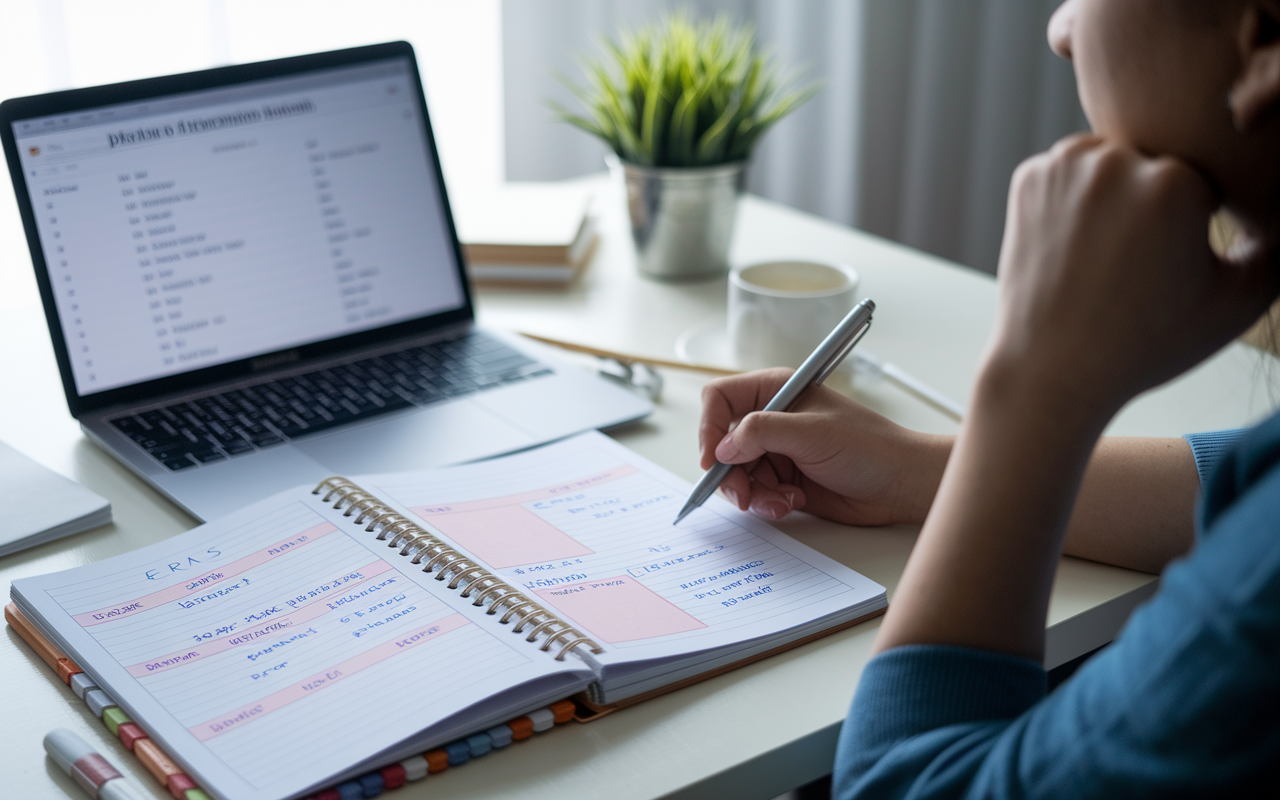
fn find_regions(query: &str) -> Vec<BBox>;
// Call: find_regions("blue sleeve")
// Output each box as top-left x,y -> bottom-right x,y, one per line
833,444 -> 1280,799
1183,428 -> 1247,487
834,646 -> 1045,797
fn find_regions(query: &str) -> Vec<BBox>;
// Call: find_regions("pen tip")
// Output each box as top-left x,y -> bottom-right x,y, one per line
672,508 -> 690,526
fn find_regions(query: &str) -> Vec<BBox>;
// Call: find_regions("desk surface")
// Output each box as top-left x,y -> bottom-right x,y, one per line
1,176 -> 1275,800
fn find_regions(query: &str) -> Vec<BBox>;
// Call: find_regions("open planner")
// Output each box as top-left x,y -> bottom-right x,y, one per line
11,432 -> 886,800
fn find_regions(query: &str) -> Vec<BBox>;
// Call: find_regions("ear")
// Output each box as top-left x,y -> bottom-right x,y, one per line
1230,1 -> 1280,129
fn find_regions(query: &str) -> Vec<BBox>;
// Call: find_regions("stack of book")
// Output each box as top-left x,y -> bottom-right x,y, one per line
453,182 -> 598,286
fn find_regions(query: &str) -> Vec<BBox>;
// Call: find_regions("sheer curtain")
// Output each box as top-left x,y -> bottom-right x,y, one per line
501,0 -> 1087,274
0,0 -> 505,310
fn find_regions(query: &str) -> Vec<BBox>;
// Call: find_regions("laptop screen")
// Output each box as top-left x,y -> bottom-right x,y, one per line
8,54 -> 466,398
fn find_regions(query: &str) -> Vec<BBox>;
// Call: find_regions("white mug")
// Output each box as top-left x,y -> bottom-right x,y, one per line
729,260 -> 860,374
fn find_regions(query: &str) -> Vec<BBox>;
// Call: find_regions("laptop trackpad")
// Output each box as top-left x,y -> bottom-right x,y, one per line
293,400 -> 538,474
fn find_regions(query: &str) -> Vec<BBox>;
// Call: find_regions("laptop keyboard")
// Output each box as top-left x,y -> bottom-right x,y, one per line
109,331 -> 551,471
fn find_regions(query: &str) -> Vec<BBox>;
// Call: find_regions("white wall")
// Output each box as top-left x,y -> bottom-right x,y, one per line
0,0 -> 505,311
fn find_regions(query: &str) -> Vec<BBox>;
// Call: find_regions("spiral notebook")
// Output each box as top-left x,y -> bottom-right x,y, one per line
10,432 -> 886,800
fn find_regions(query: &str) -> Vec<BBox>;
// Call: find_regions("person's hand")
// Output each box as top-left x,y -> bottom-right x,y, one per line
698,368 -> 953,523
988,134 -> 1280,420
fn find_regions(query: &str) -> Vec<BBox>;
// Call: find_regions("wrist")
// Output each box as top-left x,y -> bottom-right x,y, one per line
894,432 -> 953,525
976,345 -> 1122,435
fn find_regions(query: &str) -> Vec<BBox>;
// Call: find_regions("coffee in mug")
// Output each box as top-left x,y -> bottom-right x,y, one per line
729,261 -> 860,374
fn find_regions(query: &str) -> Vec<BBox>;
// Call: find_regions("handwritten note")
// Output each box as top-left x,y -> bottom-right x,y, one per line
368,431 -> 884,664
14,495 -> 579,800
534,575 -> 705,643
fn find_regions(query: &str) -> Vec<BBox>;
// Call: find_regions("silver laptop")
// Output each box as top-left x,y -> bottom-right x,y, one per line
1,42 -> 651,521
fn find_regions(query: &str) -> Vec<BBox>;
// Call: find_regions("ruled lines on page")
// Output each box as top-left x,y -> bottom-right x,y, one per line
20,496 -> 566,796
365,432 -> 884,664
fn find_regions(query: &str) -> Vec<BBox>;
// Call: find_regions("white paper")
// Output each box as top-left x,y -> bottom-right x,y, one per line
363,432 -> 886,667
13,489 -> 582,800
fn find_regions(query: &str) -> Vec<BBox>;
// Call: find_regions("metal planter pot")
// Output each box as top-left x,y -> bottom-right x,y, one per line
611,157 -> 746,281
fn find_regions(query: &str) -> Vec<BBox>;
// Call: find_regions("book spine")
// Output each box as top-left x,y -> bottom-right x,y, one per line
468,264 -> 578,283
314,477 -> 603,661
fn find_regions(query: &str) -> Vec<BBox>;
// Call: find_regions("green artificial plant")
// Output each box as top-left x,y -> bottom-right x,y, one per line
555,14 -> 819,168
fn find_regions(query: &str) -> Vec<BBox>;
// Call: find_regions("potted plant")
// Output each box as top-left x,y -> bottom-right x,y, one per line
557,14 -> 817,280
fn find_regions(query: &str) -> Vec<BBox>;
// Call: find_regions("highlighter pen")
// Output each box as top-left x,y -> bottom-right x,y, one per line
44,728 -> 149,800
673,298 -> 875,525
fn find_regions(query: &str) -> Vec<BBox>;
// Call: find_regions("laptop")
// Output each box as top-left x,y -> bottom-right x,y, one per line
0,42 -> 651,522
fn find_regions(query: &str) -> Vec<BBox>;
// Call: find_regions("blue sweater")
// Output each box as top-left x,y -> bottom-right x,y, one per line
833,425 -> 1280,798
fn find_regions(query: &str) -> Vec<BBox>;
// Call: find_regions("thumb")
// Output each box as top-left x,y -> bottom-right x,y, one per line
715,410 -> 819,465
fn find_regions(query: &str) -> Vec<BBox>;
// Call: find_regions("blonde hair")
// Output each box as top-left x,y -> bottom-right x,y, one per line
1214,211 -> 1280,356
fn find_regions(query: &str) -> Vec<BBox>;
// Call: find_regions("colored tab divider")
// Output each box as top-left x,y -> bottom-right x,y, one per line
73,522 -> 337,627
189,613 -> 471,741
5,599 -> 82,682
124,560 -> 396,677
5,603 -> 210,800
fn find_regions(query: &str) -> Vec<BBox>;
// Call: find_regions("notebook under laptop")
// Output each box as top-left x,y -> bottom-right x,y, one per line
0,42 -> 651,522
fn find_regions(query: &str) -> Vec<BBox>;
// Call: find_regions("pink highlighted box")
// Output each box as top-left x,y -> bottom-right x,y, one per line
424,506 -> 592,569
409,465 -> 639,568
536,575 -> 705,643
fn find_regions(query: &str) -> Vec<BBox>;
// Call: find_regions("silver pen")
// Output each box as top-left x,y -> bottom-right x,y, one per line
673,298 -> 876,525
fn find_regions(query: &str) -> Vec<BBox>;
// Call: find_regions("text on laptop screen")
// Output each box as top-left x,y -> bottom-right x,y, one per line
11,57 -> 466,396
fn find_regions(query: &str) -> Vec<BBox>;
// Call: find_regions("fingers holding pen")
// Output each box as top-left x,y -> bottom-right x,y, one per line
745,454 -> 807,519
717,460 -> 807,520
698,368 -> 796,469
713,407 -> 819,519
715,410 -> 786,462
718,465 -> 753,510
715,406 -> 835,469
695,364 -> 948,527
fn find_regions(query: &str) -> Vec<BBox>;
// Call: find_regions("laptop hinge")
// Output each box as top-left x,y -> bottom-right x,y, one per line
250,349 -> 301,372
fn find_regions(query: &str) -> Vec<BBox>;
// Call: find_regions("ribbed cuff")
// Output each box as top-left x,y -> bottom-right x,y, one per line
1183,429 -> 1248,488
838,644 -> 1045,782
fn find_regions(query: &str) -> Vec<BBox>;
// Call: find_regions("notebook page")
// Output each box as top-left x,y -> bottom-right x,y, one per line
12,486 -> 586,800
362,432 -> 885,666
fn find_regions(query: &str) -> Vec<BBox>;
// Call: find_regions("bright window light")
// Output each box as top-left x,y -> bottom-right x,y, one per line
0,0 -> 503,310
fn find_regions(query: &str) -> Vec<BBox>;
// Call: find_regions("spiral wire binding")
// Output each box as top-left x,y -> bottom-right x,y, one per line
313,477 -> 604,661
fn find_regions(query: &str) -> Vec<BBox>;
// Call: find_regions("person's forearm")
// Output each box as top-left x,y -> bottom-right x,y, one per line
905,435 -> 1197,574
874,360 -> 1111,661
867,124 -> 1273,661
1062,437 -> 1197,572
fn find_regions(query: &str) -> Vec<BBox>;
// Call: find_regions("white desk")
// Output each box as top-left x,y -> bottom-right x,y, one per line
1,177 -> 1275,799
